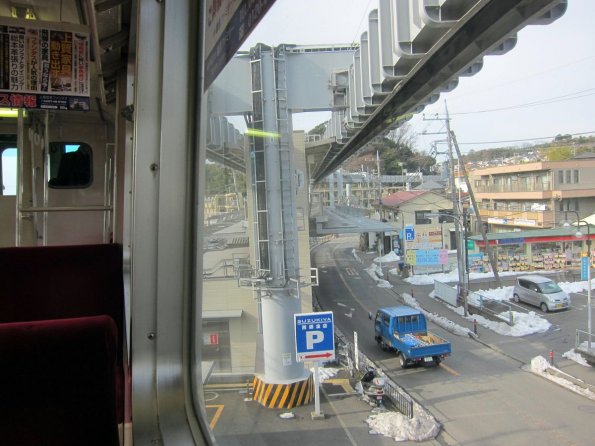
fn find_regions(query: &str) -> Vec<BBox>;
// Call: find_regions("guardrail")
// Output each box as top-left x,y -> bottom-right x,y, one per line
575,329 -> 595,363
434,280 -> 525,325
469,291 -> 516,325
334,329 -> 414,418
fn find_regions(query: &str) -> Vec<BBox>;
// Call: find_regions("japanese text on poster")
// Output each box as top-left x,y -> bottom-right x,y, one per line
0,18 -> 90,111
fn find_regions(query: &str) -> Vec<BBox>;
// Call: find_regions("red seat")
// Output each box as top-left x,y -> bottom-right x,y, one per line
0,316 -> 120,446
0,244 -> 127,423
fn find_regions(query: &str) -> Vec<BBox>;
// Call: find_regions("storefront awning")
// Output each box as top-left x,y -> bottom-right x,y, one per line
203,309 -> 243,319
470,226 -> 595,246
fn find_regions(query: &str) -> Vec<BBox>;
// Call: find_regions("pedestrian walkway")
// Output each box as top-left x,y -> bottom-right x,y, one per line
207,368 -> 425,446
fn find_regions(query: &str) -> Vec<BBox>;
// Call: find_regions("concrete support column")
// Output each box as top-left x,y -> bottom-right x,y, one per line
250,45 -> 308,389
261,291 -> 309,382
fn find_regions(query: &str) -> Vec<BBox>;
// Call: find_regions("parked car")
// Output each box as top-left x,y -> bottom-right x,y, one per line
512,275 -> 570,312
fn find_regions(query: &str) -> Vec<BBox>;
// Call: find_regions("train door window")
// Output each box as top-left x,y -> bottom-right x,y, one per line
48,142 -> 93,188
1,147 -> 17,195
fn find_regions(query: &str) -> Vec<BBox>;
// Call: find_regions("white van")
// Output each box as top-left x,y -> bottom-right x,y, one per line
512,275 -> 570,312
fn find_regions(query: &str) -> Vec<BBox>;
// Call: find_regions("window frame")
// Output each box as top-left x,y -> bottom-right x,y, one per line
415,210 -> 432,225
47,142 -> 94,189
0,144 -> 18,196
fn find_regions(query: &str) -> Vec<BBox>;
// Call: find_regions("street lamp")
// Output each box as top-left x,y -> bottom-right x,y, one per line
564,211 -> 592,352
426,212 -> 469,316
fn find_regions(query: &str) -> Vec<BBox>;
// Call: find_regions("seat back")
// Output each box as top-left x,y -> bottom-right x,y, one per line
0,316 -> 120,446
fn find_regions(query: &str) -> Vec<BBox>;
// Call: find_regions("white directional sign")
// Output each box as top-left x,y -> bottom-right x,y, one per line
294,311 -> 335,362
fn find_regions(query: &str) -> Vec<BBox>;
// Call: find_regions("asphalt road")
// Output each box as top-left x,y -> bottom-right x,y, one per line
313,235 -> 595,446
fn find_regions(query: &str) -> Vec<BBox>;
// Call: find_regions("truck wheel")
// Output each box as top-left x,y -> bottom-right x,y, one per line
398,353 -> 409,369
433,356 -> 441,365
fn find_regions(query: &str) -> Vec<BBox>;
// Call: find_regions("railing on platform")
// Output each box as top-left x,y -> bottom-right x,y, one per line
334,328 -> 414,419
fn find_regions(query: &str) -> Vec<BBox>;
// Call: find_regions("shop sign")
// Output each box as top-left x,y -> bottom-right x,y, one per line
497,238 -> 525,245
514,218 -> 537,227
407,226 -> 442,249
468,253 -> 484,272
406,249 -> 448,266
488,217 -> 509,225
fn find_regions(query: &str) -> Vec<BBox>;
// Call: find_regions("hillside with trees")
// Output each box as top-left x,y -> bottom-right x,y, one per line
462,135 -> 595,164
308,124 -> 436,175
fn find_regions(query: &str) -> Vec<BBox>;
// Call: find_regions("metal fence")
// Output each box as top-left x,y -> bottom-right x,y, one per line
334,329 -> 414,418
575,329 -> 595,358
314,290 -> 416,418
468,290 -> 517,325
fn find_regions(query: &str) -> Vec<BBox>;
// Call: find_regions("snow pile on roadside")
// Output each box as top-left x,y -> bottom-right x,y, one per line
351,248 -> 362,264
452,307 -> 551,336
530,356 -> 595,401
469,286 -> 513,303
365,264 -> 393,288
402,293 -> 471,337
373,251 -> 401,264
401,268 -> 523,286
366,409 -> 440,442
562,349 -> 592,367
559,280 -> 595,294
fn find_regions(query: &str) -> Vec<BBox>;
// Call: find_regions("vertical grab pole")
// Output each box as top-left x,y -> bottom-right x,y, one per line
16,109 -> 24,246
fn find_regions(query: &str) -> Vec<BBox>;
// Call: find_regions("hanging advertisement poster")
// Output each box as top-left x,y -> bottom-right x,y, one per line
0,18 -> 90,111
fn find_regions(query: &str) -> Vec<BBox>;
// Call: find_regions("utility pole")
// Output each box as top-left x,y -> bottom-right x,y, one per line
450,131 -> 501,288
425,104 -> 502,293
443,103 -> 467,310
377,150 -> 383,274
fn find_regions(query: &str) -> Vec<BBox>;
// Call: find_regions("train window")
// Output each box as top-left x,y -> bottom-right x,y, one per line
1,147 -> 17,196
48,142 -> 93,188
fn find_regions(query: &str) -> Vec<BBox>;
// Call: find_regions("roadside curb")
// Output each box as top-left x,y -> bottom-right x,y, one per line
544,367 -> 595,395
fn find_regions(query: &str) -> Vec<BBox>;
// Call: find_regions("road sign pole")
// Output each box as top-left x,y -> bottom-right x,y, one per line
313,362 -> 321,417
354,331 -> 359,371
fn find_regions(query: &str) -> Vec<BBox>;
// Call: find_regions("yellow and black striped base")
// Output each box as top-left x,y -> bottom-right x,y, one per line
252,374 -> 313,409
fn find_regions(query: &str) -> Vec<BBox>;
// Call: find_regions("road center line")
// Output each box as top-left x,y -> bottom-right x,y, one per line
439,363 -> 460,376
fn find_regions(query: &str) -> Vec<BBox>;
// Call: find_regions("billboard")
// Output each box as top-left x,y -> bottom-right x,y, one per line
0,18 -> 90,111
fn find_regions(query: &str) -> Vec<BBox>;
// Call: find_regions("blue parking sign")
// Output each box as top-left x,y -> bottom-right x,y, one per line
405,227 -> 415,241
294,311 -> 335,362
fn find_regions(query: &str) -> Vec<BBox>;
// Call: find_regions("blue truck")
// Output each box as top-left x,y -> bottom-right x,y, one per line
374,306 -> 451,368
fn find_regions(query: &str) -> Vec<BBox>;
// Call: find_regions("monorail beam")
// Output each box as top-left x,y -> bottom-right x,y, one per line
312,0 -> 567,181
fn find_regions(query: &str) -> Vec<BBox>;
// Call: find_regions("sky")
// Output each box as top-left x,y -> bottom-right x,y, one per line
239,0 -> 595,158
1,148 -> 16,195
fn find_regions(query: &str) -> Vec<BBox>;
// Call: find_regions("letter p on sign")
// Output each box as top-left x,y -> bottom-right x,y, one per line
306,330 -> 324,350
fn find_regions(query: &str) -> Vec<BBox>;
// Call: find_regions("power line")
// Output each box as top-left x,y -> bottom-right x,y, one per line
457,130 -> 595,145
350,0 -> 374,45
451,88 -> 595,115
442,54 -> 595,105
